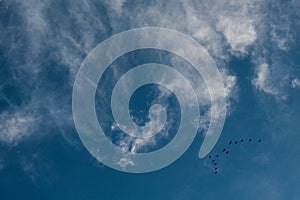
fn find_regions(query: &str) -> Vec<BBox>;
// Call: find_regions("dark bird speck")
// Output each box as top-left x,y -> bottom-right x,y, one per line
223,149 -> 226,152
249,138 -> 252,142
235,141 -> 238,144
226,151 -> 229,154
258,139 -> 262,143
229,141 -> 232,145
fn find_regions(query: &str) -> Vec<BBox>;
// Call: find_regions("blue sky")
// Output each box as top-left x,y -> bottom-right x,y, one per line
1,0 -> 300,199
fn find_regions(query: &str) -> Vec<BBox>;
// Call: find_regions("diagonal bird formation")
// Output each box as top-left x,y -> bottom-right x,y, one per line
208,138 -> 263,174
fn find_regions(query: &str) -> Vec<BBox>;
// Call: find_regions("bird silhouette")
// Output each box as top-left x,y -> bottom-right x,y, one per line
258,139 -> 262,143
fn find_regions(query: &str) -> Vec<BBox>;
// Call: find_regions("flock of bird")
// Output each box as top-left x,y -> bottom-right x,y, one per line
208,138 -> 262,174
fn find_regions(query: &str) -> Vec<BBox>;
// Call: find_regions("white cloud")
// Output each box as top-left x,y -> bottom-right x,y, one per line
114,121 -> 160,154
0,112 -> 38,144
268,2 -> 297,52
252,63 -> 270,91
20,0 -> 48,33
105,0 -> 297,100
221,68 -> 238,100
220,68 -> 238,116
0,0 -> 299,184
1,0 -> 298,154
291,78 -> 300,88
249,1 -> 298,98
106,0 -> 263,61
117,157 -> 135,169
252,63 -> 278,96
217,17 -> 257,55
251,54 -> 294,99
105,0 -> 126,15
15,0 -> 109,80
0,0 -> 111,148
213,0 -> 261,56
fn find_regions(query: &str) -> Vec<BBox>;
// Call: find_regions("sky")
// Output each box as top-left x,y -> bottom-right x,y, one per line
0,0 -> 300,199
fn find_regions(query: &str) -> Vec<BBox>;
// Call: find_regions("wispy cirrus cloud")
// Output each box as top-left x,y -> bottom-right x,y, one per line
0,111 -> 39,144
0,0 -> 299,174
252,63 -> 279,96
